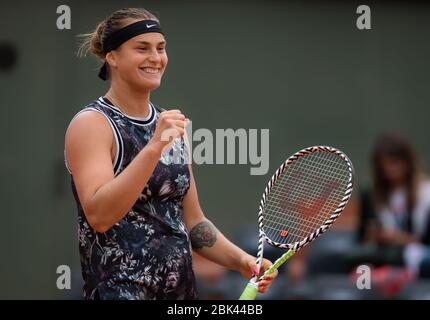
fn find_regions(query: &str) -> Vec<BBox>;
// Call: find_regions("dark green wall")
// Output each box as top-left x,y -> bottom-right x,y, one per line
0,0 -> 429,298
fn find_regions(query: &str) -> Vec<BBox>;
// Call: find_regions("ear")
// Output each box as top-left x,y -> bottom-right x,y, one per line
105,51 -> 117,69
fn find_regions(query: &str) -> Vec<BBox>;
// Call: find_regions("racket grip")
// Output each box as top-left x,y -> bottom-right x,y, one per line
261,249 -> 295,278
239,249 -> 295,300
239,281 -> 258,300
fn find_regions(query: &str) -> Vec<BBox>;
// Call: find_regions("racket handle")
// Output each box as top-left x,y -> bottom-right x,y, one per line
239,249 -> 295,300
239,281 -> 258,300
260,249 -> 295,279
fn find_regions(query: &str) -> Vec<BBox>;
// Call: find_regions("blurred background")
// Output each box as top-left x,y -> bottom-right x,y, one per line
0,0 -> 429,299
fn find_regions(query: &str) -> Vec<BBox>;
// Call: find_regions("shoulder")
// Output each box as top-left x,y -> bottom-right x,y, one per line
65,102 -> 114,147
68,107 -> 111,133
65,104 -> 115,172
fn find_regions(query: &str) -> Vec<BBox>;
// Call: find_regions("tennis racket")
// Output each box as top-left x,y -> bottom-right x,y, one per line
239,146 -> 354,300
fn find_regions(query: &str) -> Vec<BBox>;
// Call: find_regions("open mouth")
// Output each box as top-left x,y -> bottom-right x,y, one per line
139,67 -> 161,75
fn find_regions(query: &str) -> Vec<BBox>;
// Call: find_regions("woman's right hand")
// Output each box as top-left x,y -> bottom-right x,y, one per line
148,109 -> 190,153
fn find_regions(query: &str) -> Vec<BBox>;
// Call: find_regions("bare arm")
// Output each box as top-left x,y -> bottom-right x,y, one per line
182,166 -> 246,271
65,109 -> 187,233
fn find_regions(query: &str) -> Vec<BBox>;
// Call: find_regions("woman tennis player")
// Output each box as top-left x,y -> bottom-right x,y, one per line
64,8 -> 277,300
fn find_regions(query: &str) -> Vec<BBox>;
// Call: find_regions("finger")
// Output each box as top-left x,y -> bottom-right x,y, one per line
167,128 -> 185,137
160,128 -> 184,142
161,109 -> 183,114
258,281 -> 268,288
247,260 -> 260,276
258,268 -> 273,279
265,279 -> 273,287
265,269 -> 278,279
261,259 -> 273,270
168,120 -> 188,128
162,113 -> 186,121
262,275 -> 275,282
261,261 -> 278,277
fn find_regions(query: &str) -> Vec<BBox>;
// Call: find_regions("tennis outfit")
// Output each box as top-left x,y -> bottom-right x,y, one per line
378,180 -> 430,242
65,97 -> 197,300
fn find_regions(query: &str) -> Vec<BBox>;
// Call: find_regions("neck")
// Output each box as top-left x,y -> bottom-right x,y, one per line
106,81 -> 151,118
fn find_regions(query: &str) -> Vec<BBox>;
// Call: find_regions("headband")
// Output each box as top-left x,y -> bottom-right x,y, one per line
98,19 -> 164,80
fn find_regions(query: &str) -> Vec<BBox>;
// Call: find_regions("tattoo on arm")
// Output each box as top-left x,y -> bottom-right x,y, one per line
190,221 -> 217,249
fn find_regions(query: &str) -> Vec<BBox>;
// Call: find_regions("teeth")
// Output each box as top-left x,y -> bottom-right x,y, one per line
140,67 -> 159,74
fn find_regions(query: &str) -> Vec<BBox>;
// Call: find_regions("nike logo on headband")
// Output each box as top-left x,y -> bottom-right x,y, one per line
146,23 -> 157,28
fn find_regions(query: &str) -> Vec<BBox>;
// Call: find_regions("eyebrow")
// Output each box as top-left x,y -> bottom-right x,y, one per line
136,40 -> 166,46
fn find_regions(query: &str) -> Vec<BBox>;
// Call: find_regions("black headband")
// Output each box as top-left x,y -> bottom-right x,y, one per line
98,19 -> 164,80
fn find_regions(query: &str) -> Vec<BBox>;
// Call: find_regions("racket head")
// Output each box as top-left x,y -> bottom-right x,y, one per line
258,146 -> 354,251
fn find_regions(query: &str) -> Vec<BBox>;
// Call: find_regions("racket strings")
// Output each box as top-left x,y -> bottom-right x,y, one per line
266,153 -> 348,242
266,163 -> 345,241
263,151 -> 351,246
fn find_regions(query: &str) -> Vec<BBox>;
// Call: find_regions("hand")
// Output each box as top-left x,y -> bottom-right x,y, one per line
239,255 -> 278,294
378,228 -> 399,244
378,228 -> 416,246
148,109 -> 190,153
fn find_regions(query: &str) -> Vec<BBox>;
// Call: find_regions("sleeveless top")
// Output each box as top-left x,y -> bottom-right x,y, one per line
65,97 -> 198,300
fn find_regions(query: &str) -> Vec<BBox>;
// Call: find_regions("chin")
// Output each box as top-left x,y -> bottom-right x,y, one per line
132,79 -> 161,91
143,80 -> 161,90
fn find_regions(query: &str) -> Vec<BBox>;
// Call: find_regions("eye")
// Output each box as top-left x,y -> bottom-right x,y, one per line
157,46 -> 166,52
137,47 -> 148,52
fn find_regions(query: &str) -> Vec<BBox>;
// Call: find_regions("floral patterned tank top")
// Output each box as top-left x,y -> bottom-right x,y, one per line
65,97 -> 197,300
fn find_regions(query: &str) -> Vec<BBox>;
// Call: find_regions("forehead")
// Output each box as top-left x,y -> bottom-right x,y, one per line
129,32 -> 166,45
381,155 -> 405,164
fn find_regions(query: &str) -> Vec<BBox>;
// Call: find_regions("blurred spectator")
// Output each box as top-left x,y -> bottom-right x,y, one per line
286,200 -> 359,285
358,132 -> 430,278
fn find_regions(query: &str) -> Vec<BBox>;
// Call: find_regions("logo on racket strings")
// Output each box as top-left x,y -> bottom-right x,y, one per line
280,230 -> 288,237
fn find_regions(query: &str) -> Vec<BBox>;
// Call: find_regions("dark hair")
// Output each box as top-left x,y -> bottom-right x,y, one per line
78,8 -> 160,59
372,132 -> 421,213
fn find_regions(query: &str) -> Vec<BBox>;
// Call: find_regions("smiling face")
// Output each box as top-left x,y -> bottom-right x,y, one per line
106,30 -> 168,91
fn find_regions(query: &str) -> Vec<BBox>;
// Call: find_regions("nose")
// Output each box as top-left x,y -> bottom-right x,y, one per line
148,49 -> 162,64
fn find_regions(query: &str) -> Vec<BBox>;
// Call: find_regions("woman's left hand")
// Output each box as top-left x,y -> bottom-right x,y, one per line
239,255 -> 278,294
